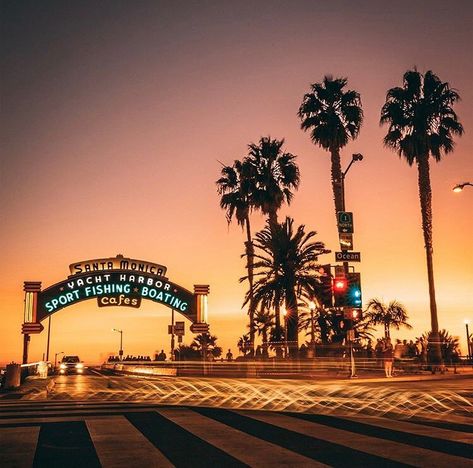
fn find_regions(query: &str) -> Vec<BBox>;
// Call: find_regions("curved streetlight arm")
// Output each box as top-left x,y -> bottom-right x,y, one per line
343,153 -> 364,178
453,182 -> 473,192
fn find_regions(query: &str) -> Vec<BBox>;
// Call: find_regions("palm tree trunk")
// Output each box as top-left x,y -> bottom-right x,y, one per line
285,282 -> 299,358
262,328 -> 268,358
417,154 -> 442,365
268,208 -> 279,234
244,215 -> 255,358
274,291 -> 283,359
330,146 -> 344,215
268,210 -> 283,358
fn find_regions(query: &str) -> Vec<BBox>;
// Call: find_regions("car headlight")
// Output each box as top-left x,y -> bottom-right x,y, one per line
75,363 -> 84,369
60,363 -> 66,369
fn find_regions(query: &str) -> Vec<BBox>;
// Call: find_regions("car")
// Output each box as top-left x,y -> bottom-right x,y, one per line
58,355 -> 85,374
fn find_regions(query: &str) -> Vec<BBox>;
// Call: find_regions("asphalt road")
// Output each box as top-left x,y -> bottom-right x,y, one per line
1,371 -> 471,466
0,399 -> 471,467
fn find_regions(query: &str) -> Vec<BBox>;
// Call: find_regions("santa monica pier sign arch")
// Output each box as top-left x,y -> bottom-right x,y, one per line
21,255 -> 210,363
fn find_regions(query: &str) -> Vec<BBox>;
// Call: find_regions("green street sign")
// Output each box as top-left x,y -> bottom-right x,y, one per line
337,211 -> 354,234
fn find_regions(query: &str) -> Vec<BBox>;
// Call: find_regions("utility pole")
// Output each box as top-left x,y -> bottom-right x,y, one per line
338,153 -> 363,378
45,316 -> 51,361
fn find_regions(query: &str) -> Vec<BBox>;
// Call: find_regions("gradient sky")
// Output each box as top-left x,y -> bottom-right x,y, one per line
1,0 -> 472,364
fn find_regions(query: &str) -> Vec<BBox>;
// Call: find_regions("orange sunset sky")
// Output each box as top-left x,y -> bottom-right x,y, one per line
1,1 -> 472,365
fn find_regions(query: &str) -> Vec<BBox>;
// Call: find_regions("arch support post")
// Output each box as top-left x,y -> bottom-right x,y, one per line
193,285 -> 209,323
22,282 -> 42,364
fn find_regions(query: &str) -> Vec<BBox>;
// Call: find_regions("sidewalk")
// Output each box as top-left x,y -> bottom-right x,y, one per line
333,368 -> 473,384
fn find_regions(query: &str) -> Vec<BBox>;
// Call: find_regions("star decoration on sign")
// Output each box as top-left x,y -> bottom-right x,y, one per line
133,287 -> 139,293
59,287 -> 64,291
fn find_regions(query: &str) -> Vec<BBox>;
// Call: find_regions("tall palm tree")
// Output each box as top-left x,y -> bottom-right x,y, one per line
244,137 -> 300,234
216,160 -> 257,355
365,298 -> 412,339
298,76 -> 363,216
380,69 -> 463,363
244,217 -> 329,357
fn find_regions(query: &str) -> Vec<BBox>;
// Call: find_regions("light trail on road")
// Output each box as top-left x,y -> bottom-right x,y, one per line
23,374 -> 473,421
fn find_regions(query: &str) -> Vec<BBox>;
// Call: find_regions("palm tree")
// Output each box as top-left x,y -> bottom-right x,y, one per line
365,298 -> 412,339
417,329 -> 460,365
244,217 -> 329,357
216,160 -> 257,356
253,307 -> 274,358
298,303 -> 319,344
237,333 -> 252,357
191,333 -> 222,359
298,76 -> 363,216
381,69 -> 463,363
244,137 -> 300,234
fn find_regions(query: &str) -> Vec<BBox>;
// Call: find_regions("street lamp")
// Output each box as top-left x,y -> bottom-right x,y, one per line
453,182 -> 473,192
54,351 -> 64,369
465,320 -> 471,362
112,328 -> 124,360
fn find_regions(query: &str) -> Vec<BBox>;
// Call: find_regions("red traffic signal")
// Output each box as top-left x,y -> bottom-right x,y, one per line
343,308 -> 362,321
333,277 -> 348,292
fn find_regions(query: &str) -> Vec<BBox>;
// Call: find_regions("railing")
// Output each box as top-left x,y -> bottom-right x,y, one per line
102,356 -> 472,379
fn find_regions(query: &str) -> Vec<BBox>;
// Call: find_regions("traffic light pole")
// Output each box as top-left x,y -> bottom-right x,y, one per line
339,154 -> 363,378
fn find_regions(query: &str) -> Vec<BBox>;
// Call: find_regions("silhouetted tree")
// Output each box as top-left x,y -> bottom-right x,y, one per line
244,137 -> 300,234
365,298 -> 412,339
217,160 -> 256,355
244,217 -> 328,357
174,345 -> 200,361
299,76 -> 363,216
253,307 -> 274,358
191,333 -> 222,359
237,333 -> 252,357
417,329 -> 460,365
381,69 -> 463,364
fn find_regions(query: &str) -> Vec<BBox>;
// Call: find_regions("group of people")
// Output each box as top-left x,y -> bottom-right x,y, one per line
107,355 -> 153,362
367,338 -> 419,377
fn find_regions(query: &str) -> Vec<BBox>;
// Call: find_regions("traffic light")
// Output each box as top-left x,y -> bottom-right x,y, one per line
346,272 -> 362,308
333,273 -> 362,308
317,264 -> 333,308
333,276 -> 348,307
343,308 -> 362,321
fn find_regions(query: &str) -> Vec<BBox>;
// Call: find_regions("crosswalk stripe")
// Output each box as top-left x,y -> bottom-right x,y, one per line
32,420 -> 101,468
397,415 -> 473,433
0,426 -> 39,468
157,407 -> 326,467
239,410 -> 472,467
193,407 -> 405,467
125,411 -> 247,467
345,415 -> 473,444
86,416 -> 173,468
288,412 -> 473,459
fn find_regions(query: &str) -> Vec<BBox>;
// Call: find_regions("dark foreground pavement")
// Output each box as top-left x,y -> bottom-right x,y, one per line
0,399 -> 472,467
